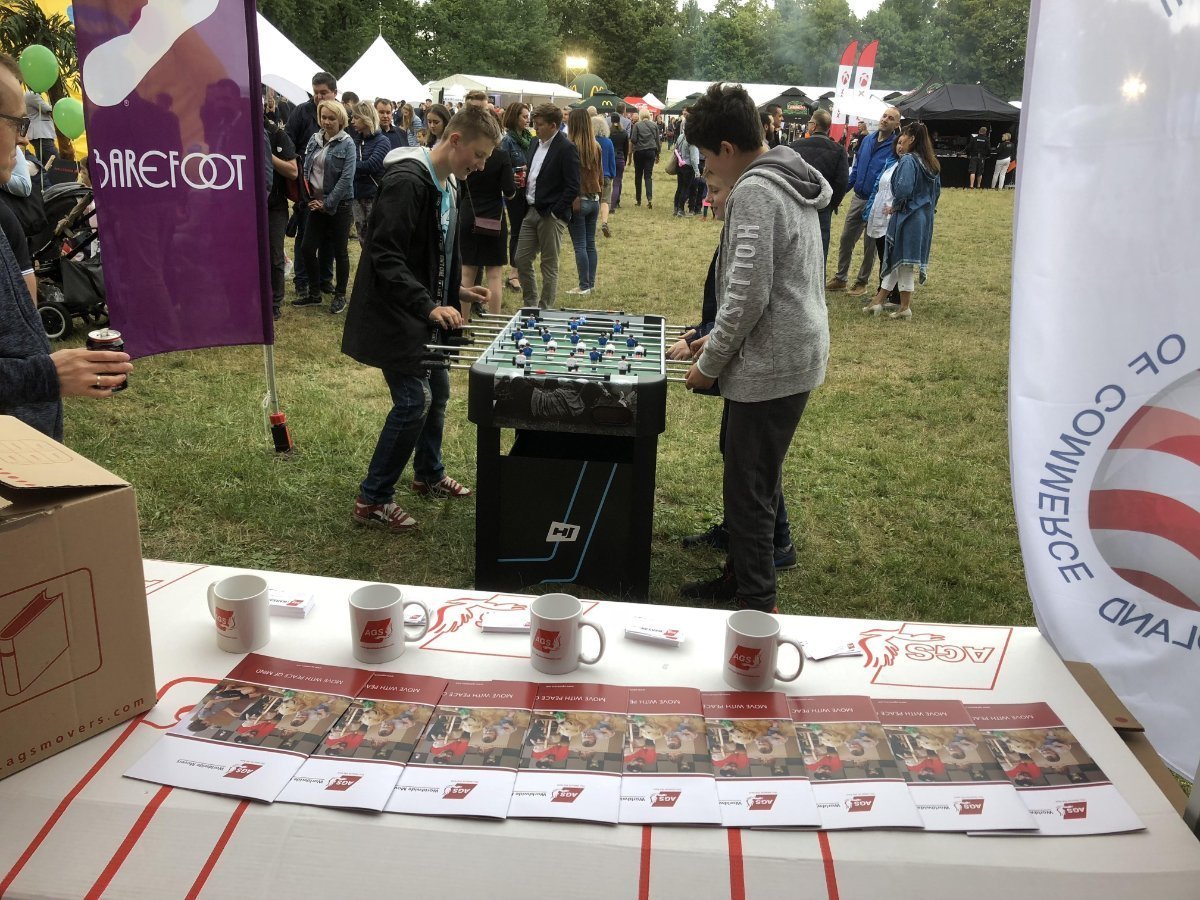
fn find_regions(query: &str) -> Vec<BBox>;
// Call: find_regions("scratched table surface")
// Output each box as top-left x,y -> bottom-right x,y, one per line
1,560 -> 1197,899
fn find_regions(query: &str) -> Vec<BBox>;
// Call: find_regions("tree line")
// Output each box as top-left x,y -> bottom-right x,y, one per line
258,0 -> 1030,102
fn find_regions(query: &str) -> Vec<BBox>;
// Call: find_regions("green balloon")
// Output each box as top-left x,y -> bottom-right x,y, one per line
19,45 -> 59,93
53,97 -> 86,140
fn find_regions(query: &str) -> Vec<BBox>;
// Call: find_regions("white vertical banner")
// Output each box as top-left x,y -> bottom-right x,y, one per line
1010,0 -> 1200,777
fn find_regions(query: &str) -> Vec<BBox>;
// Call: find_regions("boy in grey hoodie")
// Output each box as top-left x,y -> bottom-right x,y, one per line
683,82 -> 831,614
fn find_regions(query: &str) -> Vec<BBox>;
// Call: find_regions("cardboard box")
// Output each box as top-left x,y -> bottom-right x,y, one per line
1065,660 -> 1188,815
0,416 -> 156,780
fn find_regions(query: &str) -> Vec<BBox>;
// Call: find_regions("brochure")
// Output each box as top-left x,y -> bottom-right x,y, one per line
508,683 -> 628,822
386,679 -> 536,819
964,702 -> 1145,836
700,691 -> 821,827
124,655 -> 369,802
275,672 -> 448,811
787,695 -> 924,830
618,687 -> 722,824
874,698 -> 1036,831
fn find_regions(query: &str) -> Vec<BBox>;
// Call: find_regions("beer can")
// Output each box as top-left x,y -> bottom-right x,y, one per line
86,328 -> 128,392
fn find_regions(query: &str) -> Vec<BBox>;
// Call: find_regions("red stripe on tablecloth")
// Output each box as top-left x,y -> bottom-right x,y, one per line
84,784 -> 172,899
0,676 -> 218,896
637,825 -> 652,900
727,828 -> 745,900
818,831 -> 840,900
1090,489 -> 1200,557
1113,567 -> 1199,610
1110,405 -> 1200,456
185,800 -> 250,900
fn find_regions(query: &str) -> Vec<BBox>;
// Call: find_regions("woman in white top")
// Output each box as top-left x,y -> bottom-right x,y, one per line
861,130 -> 908,316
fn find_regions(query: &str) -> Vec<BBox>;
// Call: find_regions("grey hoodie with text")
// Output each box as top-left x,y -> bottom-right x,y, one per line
696,146 -> 831,403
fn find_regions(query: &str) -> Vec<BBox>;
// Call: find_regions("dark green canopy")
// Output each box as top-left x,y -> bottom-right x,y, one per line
569,90 -> 629,112
661,93 -> 703,115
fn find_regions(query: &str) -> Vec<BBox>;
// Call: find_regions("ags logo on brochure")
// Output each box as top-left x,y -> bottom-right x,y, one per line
747,793 -> 778,811
214,607 -> 236,633
1058,801 -> 1088,820
845,794 -> 876,813
955,798 -> 985,815
224,763 -> 263,780
650,790 -> 682,808
728,645 -> 762,671
360,618 -> 393,645
443,782 -> 478,800
551,786 -> 585,803
325,775 -> 362,792
533,628 -> 561,654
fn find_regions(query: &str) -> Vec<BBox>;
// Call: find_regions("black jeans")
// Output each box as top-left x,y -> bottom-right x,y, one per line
723,391 -> 810,611
718,401 -> 790,548
300,203 -> 352,297
633,149 -> 656,203
268,203 -> 288,310
817,207 -> 832,264
291,203 -> 334,289
507,194 -> 528,266
674,165 -> 695,213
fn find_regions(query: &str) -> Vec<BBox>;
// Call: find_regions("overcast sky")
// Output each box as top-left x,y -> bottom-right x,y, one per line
694,0 -> 883,16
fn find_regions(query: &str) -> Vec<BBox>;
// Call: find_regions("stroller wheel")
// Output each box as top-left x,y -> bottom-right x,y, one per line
39,300 -> 73,341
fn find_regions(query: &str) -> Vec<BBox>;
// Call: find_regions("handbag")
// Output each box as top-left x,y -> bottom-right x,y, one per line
465,181 -> 502,236
666,152 -> 680,176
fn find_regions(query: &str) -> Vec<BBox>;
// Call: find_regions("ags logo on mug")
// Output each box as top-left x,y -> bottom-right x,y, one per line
728,645 -> 762,671
360,618 -> 393,645
533,628 -> 561,655
215,607 -> 236,633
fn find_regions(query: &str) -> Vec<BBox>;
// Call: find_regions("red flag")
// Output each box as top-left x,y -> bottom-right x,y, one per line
829,40 -> 859,143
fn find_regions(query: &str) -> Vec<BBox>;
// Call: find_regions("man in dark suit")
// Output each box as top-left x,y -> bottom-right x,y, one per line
789,108 -> 849,263
514,103 -> 579,309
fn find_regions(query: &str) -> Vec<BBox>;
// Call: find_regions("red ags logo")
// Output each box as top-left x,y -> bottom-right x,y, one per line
651,790 -> 682,808
728,645 -> 762,672
215,607 -> 235,633
551,786 -> 585,803
1059,801 -> 1088,820
533,628 -> 561,655
443,782 -> 478,800
747,793 -> 778,811
360,618 -> 393,645
955,798 -> 985,815
846,794 -> 876,812
325,775 -> 362,792
223,763 -> 262,779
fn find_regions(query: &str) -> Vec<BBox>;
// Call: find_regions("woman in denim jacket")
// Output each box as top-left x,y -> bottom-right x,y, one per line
299,99 -> 357,313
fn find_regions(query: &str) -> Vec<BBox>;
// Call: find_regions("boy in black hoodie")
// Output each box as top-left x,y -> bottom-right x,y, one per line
342,106 -> 500,532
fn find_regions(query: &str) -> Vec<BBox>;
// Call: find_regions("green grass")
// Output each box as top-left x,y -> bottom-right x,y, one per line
60,168 -> 1028,625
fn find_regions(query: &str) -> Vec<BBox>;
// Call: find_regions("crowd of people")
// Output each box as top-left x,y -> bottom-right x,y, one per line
1,52 -> 955,616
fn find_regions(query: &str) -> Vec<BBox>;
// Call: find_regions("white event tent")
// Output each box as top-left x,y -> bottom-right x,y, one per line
666,79 -> 901,110
340,35 -> 426,106
424,74 -> 580,108
256,12 -> 323,106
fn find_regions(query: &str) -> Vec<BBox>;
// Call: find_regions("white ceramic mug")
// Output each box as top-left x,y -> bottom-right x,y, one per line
348,584 -> 430,664
207,574 -> 270,654
723,609 -> 804,691
529,593 -> 605,675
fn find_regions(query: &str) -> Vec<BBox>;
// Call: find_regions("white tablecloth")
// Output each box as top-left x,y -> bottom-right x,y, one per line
1,560 -> 1197,899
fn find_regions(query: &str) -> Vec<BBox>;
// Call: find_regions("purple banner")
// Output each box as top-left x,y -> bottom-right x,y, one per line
73,0 -> 273,358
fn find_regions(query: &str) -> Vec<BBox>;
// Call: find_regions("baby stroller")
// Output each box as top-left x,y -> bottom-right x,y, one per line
31,182 -> 107,340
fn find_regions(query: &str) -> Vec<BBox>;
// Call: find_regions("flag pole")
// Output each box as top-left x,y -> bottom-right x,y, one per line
263,344 -> 293,452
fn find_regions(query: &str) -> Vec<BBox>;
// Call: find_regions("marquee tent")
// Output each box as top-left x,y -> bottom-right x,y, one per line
339,35 -> 425,106
425,74 -> 579,108
758,87 -> 816,119
256,12 -> 322,105
641,92 -> 664,109
895,82 -> 1019,123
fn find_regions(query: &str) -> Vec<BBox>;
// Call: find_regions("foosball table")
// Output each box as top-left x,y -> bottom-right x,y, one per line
459,307 -> 674,598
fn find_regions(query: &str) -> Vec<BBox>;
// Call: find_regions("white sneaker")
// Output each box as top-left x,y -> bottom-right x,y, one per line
565,287 -> 592,295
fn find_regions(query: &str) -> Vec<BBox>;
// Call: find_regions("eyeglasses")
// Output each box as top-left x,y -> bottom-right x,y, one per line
0,113 -> 31,138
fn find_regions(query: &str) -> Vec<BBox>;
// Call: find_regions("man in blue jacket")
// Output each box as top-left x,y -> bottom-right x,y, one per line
826,106 -> 899,296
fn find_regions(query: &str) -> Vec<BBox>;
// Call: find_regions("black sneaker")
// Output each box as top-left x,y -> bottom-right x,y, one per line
682,523 -> 729,551
680,568 -> 737,602
291,295 -> 322,307
774,543 -> 797,570
330,295 -> 347,314
735,597 -> 779,614
320,281 -> 335,294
